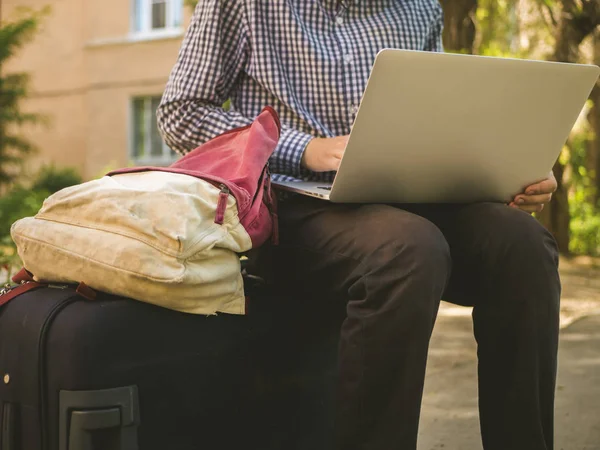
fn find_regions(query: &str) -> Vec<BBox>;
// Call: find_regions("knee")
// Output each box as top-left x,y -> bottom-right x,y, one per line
361,205 -> 451,275
353,206 -> 450,318
487,205 -> 559,270
467,204 -> 561,316
463,205 -> 560,310
399,216 -> 452,275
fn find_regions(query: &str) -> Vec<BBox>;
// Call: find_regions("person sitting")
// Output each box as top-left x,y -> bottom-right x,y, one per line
157,2 -> 560,449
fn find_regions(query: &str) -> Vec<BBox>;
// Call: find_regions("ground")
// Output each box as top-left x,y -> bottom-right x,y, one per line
418,256 -> 600,450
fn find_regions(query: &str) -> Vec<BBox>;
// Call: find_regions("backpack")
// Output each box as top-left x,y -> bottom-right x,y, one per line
10,107 -> 280,315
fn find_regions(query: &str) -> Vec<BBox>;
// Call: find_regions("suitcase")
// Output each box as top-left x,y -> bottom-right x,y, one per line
0,281 -> 345,450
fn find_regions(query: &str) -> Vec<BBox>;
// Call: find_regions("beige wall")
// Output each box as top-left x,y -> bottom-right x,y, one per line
4,0 -> 191,179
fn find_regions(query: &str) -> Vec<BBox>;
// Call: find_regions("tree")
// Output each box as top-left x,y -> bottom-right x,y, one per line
440,0 -> 478,52
440,0 -> 600,253
589,30 -> 600,205
538,0 -> 600,252
0,8 -> 47,192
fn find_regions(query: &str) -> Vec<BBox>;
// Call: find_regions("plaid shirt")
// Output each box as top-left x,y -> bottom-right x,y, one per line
157,0 -> 444,182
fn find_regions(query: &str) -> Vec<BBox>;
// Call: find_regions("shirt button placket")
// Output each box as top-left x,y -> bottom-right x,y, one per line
333,5 -> 354,131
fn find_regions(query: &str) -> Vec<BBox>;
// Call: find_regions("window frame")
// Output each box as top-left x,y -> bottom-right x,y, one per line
131,0 -> 184,39
129,96 -> 178,166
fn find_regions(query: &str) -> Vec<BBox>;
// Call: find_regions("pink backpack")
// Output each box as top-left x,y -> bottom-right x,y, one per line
10,107 -> 281,315
109,106 -> 281,247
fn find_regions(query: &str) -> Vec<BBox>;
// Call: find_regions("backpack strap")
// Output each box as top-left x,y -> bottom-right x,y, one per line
12,267 -> 35,283
1,282 -> 45,307
1,270 -> 45,307
1,268 -> 97,307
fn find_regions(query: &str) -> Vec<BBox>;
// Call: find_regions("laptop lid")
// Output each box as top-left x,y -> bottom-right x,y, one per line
329,49 -> 600,203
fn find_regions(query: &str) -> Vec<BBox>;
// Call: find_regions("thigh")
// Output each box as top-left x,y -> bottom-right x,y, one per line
409,202 -> 559,307
267,195 -> 449,301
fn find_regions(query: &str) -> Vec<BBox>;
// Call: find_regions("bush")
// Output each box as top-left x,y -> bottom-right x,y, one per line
32,165 -> 82,194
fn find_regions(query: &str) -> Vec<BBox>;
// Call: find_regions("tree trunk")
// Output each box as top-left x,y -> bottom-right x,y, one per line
589,30 -> 600,205
538,160 -> 571,253
439,0 -> 478,53
538,0 -> 600,253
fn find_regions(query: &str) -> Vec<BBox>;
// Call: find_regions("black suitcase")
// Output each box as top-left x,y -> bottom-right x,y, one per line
0,282 -> 345,450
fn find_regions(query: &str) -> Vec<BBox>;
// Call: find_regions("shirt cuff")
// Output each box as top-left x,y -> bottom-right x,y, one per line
271,127 -> 314,178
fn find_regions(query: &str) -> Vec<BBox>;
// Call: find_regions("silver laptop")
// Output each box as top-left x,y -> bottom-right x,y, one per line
273,49 -> 600,203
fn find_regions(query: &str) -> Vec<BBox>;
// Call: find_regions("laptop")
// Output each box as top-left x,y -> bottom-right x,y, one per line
273,49 -> 600,203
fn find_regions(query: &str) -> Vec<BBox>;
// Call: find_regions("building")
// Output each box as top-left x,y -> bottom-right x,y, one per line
4,0 -> 191,179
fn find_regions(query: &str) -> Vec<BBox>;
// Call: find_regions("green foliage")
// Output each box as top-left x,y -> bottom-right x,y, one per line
0,186 -> 48,276
477,0 -> 519,56
0,8 -> 49,190
0,186 -> 48,281
32,165 -> 82,194
474,0 -> 555,58
569,186 -> 600,256
567,123 -> 600,256
0,165 -> 81,282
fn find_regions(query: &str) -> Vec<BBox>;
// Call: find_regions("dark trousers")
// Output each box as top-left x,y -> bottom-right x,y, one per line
266,195 -> 561,450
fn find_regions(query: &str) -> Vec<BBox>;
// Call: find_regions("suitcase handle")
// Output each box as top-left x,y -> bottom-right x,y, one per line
59,386 -> 140,450
68,408 -> 121,450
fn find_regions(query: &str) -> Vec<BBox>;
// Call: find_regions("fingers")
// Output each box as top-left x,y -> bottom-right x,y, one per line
329,146 -> 345,171
509,192 -> 550,213
514,193 -> 552,206
509,202 -> 545,213
520,203 -> 544,213
514,172 -> 557,213
525,174 -> 557,195
332,148 -> 345,160
322,152 -> 343,171
301,134 -> 348,172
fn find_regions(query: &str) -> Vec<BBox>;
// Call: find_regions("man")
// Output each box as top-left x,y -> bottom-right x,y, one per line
157,1 -> 560,449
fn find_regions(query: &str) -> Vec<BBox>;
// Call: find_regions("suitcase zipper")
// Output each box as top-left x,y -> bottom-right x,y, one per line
38,293 -> 80,450
0,282 -> 80,450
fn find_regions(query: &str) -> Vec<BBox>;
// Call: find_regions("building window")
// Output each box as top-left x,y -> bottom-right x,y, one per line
131,96 -> 178,165
133,0 -> 183,35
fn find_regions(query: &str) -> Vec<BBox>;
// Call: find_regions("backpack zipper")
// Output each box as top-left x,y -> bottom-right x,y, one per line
214,184 -> 230,225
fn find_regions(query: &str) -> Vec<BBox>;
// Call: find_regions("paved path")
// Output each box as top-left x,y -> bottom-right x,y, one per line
418,311 -> 600,450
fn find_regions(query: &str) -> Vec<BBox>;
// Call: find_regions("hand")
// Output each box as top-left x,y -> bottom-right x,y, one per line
301,135 -> 349,172
510,172 -> 557,213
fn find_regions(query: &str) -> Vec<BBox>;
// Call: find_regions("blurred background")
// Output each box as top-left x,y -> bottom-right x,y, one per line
1,0 -> 600,274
